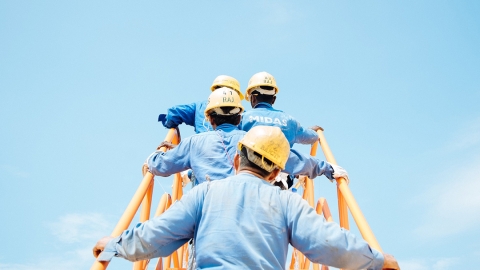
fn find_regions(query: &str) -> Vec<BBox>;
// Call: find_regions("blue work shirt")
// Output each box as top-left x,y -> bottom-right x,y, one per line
239,102 -> 318,147
161,100 -> 212,134
147,124 -> 335,185
148,123 -> 242,185
98,173 -> 384,269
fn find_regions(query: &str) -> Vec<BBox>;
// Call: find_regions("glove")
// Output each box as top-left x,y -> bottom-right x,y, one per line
271,172 -> 289,190
329,163 -> 349,184
180,170 -> 192,186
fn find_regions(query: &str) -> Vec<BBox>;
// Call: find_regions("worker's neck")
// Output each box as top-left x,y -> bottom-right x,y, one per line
237,169 -> 270,182
211,122 -> 237,130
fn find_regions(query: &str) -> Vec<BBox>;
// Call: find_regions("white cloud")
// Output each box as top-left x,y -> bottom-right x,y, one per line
432,257 -> 459,270
47,212 -> 111,243
398,257 -> 460,270
400,118 -> 480,269
0,247 -> 93,270
398,259 -> 428,270
0,213 -> 115,270
415,157 -> 480,238
415,117 -> 480,238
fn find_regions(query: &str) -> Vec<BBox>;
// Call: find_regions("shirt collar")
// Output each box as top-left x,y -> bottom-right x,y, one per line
216,123 -> 240,132
254,102 -> 273,109
237,172 -> 272,186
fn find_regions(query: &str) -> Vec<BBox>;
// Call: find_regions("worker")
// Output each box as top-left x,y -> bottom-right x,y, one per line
158,75 -> 244,134
148,87 -> 245,185
147,88 -> 348,185
93,126 -> 400,270
239,71 -> 321,147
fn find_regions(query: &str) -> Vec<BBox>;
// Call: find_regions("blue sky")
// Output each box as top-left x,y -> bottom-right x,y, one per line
1,1 -> 479,269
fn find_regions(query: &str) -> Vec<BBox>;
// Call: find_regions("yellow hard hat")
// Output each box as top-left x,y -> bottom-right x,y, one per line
204,87 -> 245,117
238,126 -> 290,170
244,71 -> 279,101
211,75 -> 244,100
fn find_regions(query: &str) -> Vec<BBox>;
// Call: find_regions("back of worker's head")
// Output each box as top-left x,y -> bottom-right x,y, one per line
205,87 -> 244,126
237,126 -> 290,178
244,72 -> 279,105
211,75 -> 244,100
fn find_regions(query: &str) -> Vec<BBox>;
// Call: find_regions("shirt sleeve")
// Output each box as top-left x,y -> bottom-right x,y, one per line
147,137 -> 193,177
238,114 -> 245,130
163,102 -> 197,128
284,193 -> 384,270
284,149 -> 334,180
97,185 -> 206,262
293,120 -> 319,145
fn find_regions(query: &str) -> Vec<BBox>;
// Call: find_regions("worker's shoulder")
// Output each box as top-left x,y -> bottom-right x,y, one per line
281,191 -> 312,211
195,99 -> 208,106
209,174 -> 265,187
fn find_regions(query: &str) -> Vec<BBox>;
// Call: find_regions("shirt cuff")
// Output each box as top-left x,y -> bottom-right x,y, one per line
97,236 -> 121,262
164,119 -> 178,129
369,248 -> 385,270
324,163 -> 334,180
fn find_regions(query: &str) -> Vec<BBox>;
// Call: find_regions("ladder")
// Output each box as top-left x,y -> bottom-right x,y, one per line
90,128 -> 382,270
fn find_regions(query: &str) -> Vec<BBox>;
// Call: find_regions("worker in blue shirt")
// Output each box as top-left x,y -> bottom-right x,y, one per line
93,126 -> 400,270
158,75 -> 244,134
239,71 -> 321,147
147,88 -> 349,185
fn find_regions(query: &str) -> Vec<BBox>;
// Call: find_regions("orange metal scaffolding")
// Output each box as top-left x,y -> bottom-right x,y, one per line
91,127 -> 382,270
90,128 -> 185,270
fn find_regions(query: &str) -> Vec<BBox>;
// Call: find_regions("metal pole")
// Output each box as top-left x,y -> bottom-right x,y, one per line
91,172 -> 155,270
310,139 -> 319,156
337,182 -> 382,251
317,198 -> 333,222
134,180 -> 154,270
315,129 -> 349,229
91,129 -> 179,270
154,194 -> 172,270
315,129 -> 382,252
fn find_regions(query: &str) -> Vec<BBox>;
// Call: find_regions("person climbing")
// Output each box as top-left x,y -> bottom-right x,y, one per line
148,87 -> 245,185
146,88 -> 348,186
239,71 -> 332,190
93,126 -> 400,270
239,71 -> 321,147
158,75 -> 244,134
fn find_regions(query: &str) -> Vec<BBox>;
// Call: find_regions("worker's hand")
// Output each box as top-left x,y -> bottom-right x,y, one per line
310,125 -> 324,132
157,141 -> 176,151
142,163 -> 149,176
382,253 -> 400,270
329,163 -> 350,184
93,236 -> 114,258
